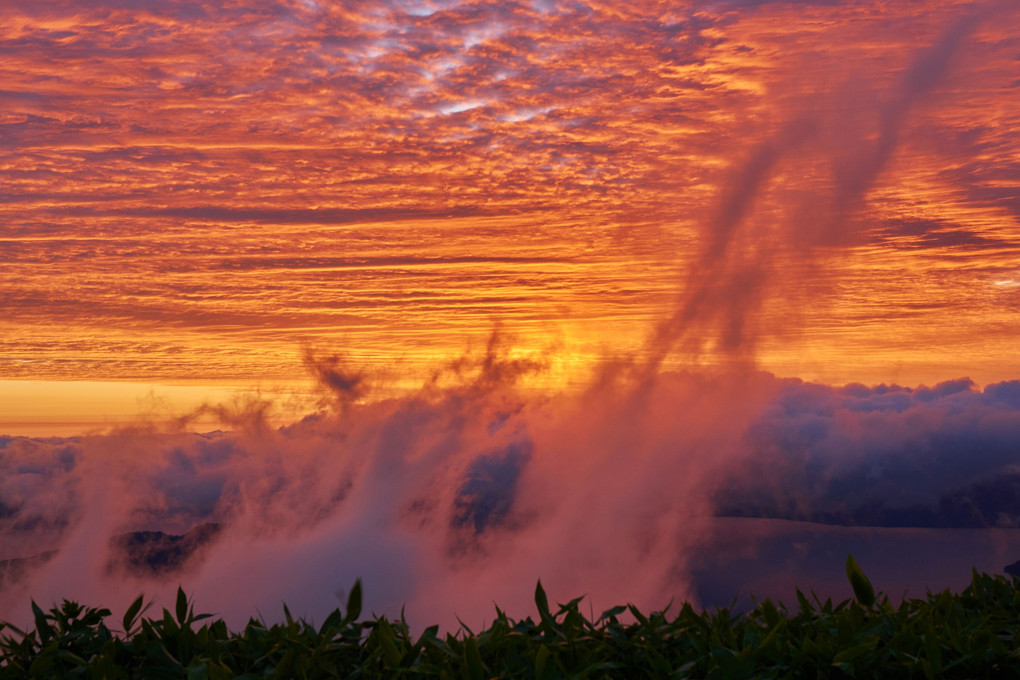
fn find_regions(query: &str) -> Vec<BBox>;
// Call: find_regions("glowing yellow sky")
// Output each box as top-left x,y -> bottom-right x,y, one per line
1,0 -> 1018,433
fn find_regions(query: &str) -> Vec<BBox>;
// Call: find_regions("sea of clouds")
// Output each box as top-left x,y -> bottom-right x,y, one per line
4,344 -> 1020,628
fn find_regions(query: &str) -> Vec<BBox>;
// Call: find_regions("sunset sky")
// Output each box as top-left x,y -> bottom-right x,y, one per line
2,0 -> 1019,434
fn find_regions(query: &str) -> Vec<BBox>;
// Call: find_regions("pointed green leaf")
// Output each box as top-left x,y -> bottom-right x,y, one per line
346,580 -> 362,622
795,589 -> 813,615
32,601 -> 55,645
464,636 -> 485,680
846,554 -> 875,607
176,587 -> 189,626
375,619 -> 402,667
186,661 -> 209,680
29,641 -> 57,675
535,580 -> 551,622
833,638 -> 877,664
627,604 -> 649,627
535,644 -> 551,680
598,605 -> 627,622
318,608 -> 343,636
123,594 -> 145,634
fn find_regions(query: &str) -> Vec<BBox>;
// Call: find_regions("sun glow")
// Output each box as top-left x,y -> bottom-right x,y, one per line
0,1 -> 1018,433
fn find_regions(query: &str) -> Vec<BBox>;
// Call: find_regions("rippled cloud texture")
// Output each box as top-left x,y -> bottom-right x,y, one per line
2,0 -> 1019,393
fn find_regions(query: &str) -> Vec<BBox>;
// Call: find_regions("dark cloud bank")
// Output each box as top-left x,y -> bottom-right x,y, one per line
714,377 -> 1020,529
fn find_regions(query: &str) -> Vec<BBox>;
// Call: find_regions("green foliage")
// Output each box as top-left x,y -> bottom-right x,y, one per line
4,559 -> 1020,678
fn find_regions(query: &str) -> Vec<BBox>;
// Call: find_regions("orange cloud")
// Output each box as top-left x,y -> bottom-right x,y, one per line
1,0 -> 1019,426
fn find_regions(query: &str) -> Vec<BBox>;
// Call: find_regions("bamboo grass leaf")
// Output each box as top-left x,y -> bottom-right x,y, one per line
31,601 -> 51,645
177,586 -> 189,626
535,581 -> 552,623
375,618 -> 402,667
463,636 -> 485,680
846,554 -> 876,608
346,579 -> 363,623
8,567 -> 1020,678
123,594 -> 145,635
535,643 -> 551,680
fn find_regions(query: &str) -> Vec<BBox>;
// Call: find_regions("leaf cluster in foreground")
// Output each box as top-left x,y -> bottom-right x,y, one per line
3,557 -> 1020,678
